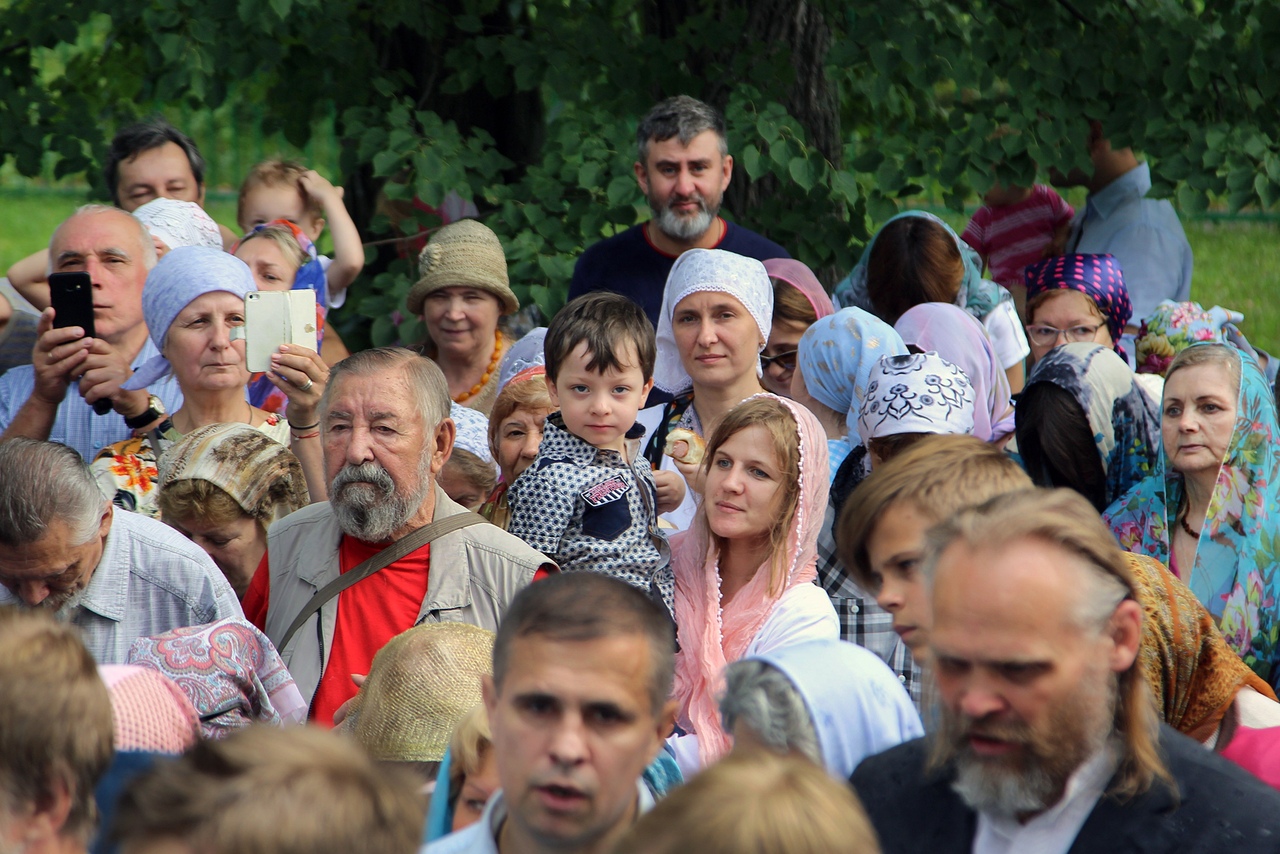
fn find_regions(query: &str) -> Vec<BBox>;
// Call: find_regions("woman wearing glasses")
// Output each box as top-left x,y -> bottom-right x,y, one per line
758,259 -> 834,397
1023,253 -> 1133,366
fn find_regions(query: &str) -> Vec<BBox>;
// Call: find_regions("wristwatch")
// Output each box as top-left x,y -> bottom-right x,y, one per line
124,394 -> 167,430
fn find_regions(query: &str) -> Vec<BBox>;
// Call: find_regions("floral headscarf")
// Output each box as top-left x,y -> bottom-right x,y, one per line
894,303 -> 1015,442
1025,253 -> 1132,360
763,258 -> 835,320
1106,345 -> 1280,688
796,307 -> 908,436
857,352 -> 976,447
128,618 -> 308,739
832,210 -> 1009,321
671,394 -> 829,766
1136,300 -> 1246,377
654,249 -> 773,394
1024,343 -> 1161,508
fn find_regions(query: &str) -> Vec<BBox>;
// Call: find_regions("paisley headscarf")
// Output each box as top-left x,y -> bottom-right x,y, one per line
763,258 -> 835,320
1024,342 -> 1161,508
654,249 -> 773,395
795,307 -> 908,436
894,303 -> 1015,442
856,352 -> 976,447
832,210 -> 1008,321
1136,300 -> 1247,377
1025,253 -> 1132,360
1106,344 -> 1280,688
671,394 -> 830,766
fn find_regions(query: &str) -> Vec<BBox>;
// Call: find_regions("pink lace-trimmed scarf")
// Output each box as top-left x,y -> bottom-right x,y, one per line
671,393 -> 830,765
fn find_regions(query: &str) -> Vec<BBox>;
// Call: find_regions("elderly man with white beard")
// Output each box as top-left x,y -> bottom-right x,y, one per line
245,347 -> 555,726
850,488 -> 1280,854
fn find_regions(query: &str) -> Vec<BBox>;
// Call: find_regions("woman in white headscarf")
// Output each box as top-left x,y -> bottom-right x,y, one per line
640,249 -> 773,531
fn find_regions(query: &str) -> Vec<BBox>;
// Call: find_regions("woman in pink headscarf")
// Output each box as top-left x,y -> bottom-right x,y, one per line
669,394 -> 837,775
760,259 -> 835,397
895,302 -> 1016,445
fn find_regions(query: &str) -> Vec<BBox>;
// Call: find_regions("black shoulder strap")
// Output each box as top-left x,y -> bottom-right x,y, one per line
276,511 -> 486,651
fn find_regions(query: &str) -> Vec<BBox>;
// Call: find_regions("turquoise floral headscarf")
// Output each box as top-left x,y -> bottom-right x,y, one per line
832,210 -> 1009,321
1105,344 -> 1280,688
1135,300 -> 1247,377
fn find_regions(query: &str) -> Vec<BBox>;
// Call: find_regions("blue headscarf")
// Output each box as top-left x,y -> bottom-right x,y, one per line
1106,344 -> 1280,689
795,307 -> 908,436
123,246 -> 255,391
832,210 -> 1009,321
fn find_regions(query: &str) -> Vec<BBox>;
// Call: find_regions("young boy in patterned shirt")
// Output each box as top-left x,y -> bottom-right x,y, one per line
507,293 -> 675,613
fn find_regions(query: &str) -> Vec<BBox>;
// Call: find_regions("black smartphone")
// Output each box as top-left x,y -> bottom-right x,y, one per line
48,272 -> 95,339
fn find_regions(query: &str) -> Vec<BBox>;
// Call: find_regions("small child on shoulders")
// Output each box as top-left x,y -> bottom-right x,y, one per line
961,182 -> 1074,320
507,292 -> 676,613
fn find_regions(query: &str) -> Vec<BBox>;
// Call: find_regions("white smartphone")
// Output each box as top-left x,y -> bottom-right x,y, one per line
244,290 -> 318,373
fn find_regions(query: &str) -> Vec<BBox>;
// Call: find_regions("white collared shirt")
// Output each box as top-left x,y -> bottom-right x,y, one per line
972,747 -> 1116,854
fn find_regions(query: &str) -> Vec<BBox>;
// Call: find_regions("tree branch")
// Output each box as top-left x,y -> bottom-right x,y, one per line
1054,0 -> 1098,27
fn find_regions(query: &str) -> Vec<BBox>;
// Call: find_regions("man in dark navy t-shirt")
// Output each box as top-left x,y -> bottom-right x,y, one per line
569,95 -> 789,329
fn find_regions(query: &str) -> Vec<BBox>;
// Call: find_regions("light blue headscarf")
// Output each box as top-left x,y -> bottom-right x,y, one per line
496,327 -> 547,391
449,402 -> 497,474
796,307 -> 908,436
832,210 -> 1008,321
123,246 -> 255,391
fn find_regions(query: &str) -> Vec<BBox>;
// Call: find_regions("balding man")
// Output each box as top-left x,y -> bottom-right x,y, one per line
851,489 -> 1280,854
0,205 -> 182,459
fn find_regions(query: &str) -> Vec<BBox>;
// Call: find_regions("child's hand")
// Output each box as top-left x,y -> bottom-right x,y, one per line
297,169 -> 344,205
653,469 -> 688,514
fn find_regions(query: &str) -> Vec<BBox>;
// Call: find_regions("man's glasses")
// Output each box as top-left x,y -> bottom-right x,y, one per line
1025,323 -> 1102,347
759,349 -> 798,371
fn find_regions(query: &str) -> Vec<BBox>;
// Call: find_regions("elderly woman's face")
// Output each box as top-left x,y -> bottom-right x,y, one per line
422,287 -> 502,361
1161,362 -> 1238,479
495,406 -> 552,485
163,291 -> 250,394
672,291 -> 764,392
168,513 -> 265,600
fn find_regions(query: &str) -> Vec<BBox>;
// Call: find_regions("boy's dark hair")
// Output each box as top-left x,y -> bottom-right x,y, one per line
544,292 -> 655,383
104,118 -> 206,207
492,573 -> 676,715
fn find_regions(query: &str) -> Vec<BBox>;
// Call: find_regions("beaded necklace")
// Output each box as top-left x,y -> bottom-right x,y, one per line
454,330 -> 503,403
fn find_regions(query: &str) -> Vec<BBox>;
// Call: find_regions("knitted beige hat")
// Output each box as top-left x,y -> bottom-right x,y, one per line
406,219 -> 518,316
343,622 -> 495,763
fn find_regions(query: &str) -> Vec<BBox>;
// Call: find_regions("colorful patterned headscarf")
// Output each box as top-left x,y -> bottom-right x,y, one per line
671,394 -> 831,768
1106,344 -> 1280,689
832,210 -> 1009,322
857,352 -> 976,446
894,303 -> 1015,443
654,249 -> 773,394
1136,300 -> 1246,377
1024,343 -> 1161,508
1025,253 -> 1132,359
796,307 -> 909,436
128,618 -> 308,739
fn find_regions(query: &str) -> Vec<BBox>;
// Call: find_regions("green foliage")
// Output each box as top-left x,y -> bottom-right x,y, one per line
3,0 -> 1280,345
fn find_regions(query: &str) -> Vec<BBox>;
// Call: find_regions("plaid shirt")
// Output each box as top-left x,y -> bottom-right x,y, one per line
508,413 -> 673,611
816,502 -> 923,705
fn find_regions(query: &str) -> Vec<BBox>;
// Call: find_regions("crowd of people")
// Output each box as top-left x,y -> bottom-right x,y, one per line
2,92 -> 1280,854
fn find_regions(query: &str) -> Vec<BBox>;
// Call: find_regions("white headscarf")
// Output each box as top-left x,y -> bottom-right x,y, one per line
653,249 -> 772,394
856,351 -> 976,447
132,198 -> 223,251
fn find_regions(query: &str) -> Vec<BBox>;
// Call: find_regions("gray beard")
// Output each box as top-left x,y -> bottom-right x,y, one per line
650,192 -> 719,242
330,461 -> 430,543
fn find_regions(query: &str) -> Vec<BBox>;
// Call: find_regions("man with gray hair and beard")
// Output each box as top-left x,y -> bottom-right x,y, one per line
850,488 -> 1280,854
0,438 -> 241,663
244,347 -> 555,726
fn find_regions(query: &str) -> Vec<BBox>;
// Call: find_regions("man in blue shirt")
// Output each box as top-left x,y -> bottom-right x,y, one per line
1057,122 -> 1193,331
569,96 -> 790,331
0,206 -> 182,460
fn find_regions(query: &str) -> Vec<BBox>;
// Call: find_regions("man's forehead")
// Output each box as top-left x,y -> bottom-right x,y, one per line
53,211 -> 141,253
646,130 -> 722,162
328,373 -> 420,418
503,634 -> 654,705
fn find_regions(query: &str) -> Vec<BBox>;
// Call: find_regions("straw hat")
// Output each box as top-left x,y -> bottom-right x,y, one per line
345,622 -> 495,762
406,219 -> 518,316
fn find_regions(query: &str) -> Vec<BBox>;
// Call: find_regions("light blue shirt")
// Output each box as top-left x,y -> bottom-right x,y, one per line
0,336 -> 184,461
0,508 -> 242,663
425,780 -> 655,854
1069,163 -> 1193,325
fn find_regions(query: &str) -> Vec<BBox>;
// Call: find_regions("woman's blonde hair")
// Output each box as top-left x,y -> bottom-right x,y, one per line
487,377 -> 554,462
614,749 -> 881,854
1163,342 -> 1241,391
702,397 -> 801,595
235,222 -> 308,273
446,705 -> 492,806
158,478 -> 257,529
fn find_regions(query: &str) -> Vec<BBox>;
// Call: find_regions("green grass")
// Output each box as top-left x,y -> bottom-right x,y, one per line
2,189 -> 1277,354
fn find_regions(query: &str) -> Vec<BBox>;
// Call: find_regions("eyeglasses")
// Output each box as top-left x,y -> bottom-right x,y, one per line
759,349 -> 798,371
1025,323 -> 1103,347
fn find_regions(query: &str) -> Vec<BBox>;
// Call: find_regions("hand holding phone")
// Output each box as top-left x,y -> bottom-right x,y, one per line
245,291 -> 318,373
47,272 -> 111,414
